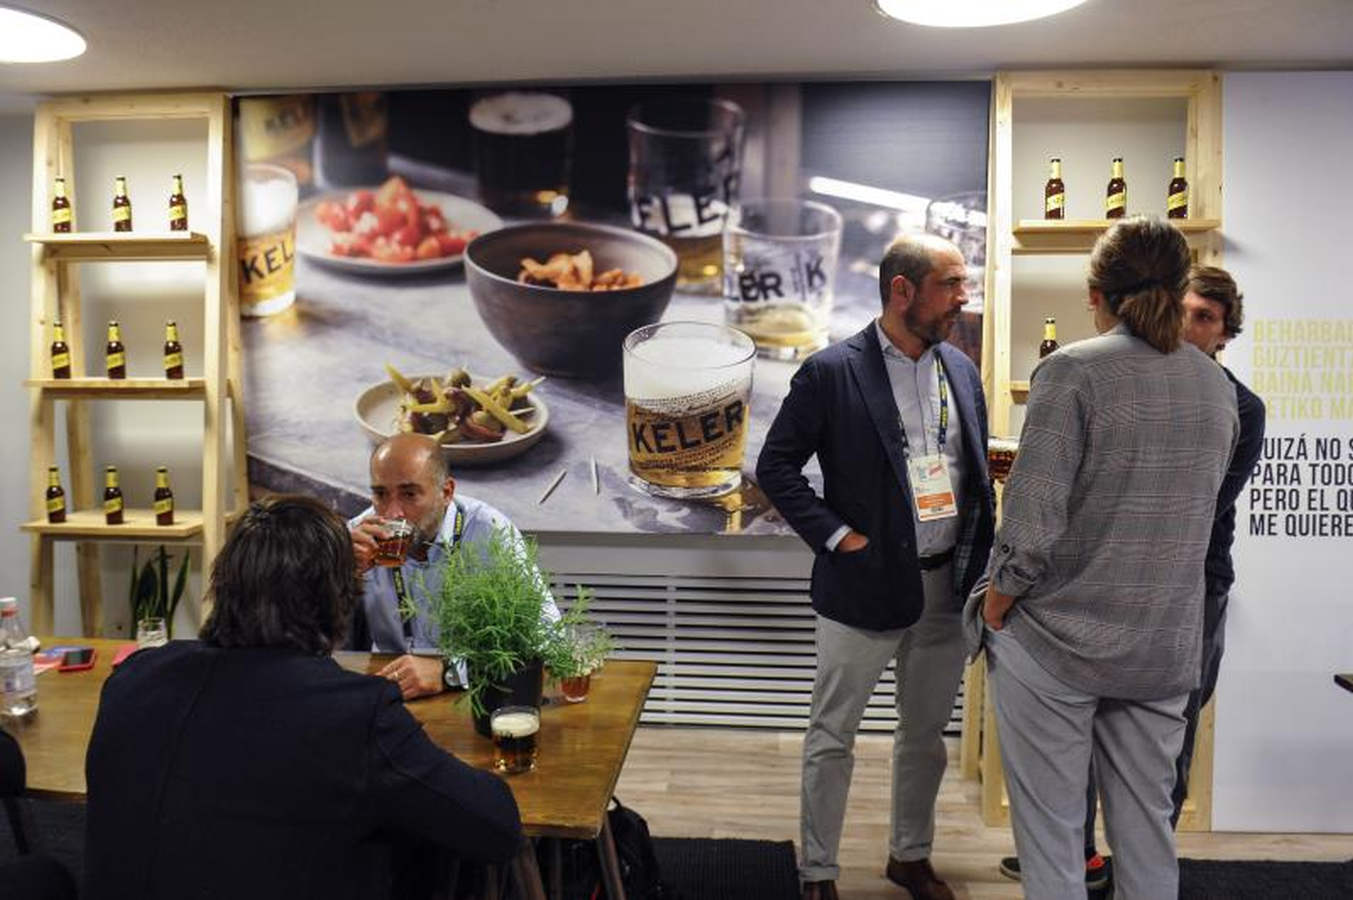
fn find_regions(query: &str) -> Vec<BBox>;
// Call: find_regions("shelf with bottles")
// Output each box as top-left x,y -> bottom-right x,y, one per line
19,509 -> 207,541
1011,217 -> 1222,254
22,377 -> 206,399
23,231 -> 211,262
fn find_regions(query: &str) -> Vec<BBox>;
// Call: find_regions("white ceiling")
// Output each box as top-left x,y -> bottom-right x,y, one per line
0,0 -> 1350,103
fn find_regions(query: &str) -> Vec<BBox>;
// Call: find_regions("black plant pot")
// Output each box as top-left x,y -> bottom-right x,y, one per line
470,658 -> 545,738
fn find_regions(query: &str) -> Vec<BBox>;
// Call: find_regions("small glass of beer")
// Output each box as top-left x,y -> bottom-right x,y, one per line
373,518 -> 415,568
490,705 -> 540,775
987,437 -> 1019,483
623,321 -> 756,500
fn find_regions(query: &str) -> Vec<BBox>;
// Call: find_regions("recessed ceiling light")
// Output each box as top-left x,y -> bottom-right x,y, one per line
0,6 -> 86,63
874,0 -> 1090,28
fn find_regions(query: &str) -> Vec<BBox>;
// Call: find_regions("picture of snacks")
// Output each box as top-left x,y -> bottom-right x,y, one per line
385,363 -> 544,445
517,249 -> 644,291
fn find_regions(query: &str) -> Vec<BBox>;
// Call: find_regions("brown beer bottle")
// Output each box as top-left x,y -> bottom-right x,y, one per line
112,176 -> 132,231
45,466 -> 66,524
163,320 -> 184,379
50,319 -> 71,379
1105,157 -> 1127,219
51,176 -> 72,233
1044,157 -> 1065,220
105,320 -> 126,379
1039,317 -> 1059,358
168,174 -> 188,231
1167,157 -> 1189,219
153,466 -> 174,526
103,465 -> 124,525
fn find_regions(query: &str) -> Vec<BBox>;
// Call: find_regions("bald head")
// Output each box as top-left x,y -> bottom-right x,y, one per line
368,433 -> 454,540
878,233 -> 963,309
371,433 -> 448,483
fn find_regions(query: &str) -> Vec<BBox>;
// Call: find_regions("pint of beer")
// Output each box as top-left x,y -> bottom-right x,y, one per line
623,321 -> 755,499
490,705 -> 540,775
470,92 -> 573,218
987,437 -> 1019,483
236,163 -> 297,317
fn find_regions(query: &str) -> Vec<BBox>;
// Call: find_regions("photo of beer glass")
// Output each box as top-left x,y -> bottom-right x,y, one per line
987,437 -> 1019,483
490,705 -> 540,775
627,98 -> 745,294
236,163 -> 298,317
470,92 -> 573,219
136,617 -> 168,650
723,199 -> 843,361
372,519 -> 415,568
623,321 -> 755,500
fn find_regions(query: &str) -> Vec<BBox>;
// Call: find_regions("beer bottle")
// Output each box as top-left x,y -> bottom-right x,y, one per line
1039,317 -> 1059,358
45,466 -> 66,524
103,466 -> 124,525
163,320 -> 184,379
105,320 -> 126,380
153,466 -> 174,526
168,174 -> 188,231
50,319 -> 71,379
1105,157 -> 1127,219
112,176 -> 132,232
1167,157 -> 1189,219
1044,157 -> 1065,220
51,176 -> 72,233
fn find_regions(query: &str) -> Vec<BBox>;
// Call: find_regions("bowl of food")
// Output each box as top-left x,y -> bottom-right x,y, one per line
465,222 -> 678,378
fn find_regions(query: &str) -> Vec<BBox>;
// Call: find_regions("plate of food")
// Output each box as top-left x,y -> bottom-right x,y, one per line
299,176 -> 502,274
354,364 -> 549,465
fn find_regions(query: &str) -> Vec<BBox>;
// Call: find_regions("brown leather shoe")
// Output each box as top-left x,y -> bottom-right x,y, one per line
802,879 -> 839,900
885,856 -> 955,900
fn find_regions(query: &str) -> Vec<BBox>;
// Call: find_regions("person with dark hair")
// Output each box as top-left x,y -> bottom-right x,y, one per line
972,218 -> 1239,900
84,494 -> 523,900
758,233 -> 995,900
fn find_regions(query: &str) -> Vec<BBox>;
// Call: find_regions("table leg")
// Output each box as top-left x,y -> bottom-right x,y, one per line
511,836 -> 547,900
597,816 -> 627,900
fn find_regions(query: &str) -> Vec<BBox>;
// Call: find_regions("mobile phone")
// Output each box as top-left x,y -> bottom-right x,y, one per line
57,646 -> 96,672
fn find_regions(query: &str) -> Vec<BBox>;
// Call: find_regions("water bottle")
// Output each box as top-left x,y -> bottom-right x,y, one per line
0,596 -> 37,718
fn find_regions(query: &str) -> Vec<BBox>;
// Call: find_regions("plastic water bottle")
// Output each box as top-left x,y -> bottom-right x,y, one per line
0,596 -> 37,718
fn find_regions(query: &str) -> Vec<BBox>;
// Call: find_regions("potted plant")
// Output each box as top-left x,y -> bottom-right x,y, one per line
127,546 -> 189,640
545,618 -> 616,703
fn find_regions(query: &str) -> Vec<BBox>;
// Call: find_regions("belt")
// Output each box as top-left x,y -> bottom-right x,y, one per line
918,546 -> 955,571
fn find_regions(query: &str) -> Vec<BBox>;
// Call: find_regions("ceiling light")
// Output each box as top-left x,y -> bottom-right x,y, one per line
874,0 -> 1090,28
0,6 -> 86,63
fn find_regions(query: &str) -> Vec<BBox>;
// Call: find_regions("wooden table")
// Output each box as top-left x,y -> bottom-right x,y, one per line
1336,673 -> 1353,694
2,638 -> 656,900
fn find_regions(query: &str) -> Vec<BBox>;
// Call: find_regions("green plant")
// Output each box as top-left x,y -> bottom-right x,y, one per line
127,546 -> 190,638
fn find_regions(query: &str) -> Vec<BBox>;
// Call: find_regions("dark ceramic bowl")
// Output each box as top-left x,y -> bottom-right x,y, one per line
465,222 -> 679,378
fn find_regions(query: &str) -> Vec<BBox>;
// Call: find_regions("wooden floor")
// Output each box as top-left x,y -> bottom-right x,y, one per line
615,727 -> 1351,899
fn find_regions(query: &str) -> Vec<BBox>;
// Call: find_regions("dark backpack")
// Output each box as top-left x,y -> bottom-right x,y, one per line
550,796 -> 670,900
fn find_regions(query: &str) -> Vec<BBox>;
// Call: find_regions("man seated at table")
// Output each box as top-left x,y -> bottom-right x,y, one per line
83,494 -> 523,900
348,432 -> 558,699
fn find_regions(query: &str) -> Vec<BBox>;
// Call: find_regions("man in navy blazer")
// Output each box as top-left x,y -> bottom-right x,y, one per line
757,234 -> 994,900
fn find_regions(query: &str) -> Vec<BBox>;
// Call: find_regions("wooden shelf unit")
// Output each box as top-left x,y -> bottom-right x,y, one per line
1012,218 -> 1221,254
25,91 -> 247,639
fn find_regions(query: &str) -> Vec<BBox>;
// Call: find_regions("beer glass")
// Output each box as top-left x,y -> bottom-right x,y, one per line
490,705 -> 540,775
470,92 -> 574,218
136,617 -> 168,649
236,163 -> 298,317
627,98 -> 745,294
623,321 -> 755,499
987,437 -> 1019,483
723,199 -> 843,361
373,519 -> 415,568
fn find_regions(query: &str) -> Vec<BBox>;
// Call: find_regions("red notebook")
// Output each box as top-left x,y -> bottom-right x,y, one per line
110,643 -> 139,668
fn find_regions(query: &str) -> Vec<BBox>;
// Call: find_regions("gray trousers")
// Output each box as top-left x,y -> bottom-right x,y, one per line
800,563 -> 964,882
986,624 -> 1187,900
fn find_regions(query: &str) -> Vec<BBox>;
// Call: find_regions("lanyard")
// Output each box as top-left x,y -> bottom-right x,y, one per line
390,506 -> 465,644
898,349 -> 948,458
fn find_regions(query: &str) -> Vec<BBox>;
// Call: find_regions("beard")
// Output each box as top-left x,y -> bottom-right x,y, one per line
905,304 -> 958,347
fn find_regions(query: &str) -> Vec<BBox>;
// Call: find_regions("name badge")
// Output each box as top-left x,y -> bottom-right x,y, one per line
907,453 -> 958,522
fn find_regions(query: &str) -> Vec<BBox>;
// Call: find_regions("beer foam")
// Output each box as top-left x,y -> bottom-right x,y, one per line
625,335 -> 752,400
491,711 -> 540,738
469,93 -> 573,135
237,170 -> 298,236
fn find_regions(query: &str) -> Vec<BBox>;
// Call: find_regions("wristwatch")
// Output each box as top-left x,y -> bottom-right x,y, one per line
442,658 -> 460,691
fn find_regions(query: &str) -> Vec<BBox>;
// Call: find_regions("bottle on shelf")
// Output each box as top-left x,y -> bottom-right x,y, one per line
103,465 -> 124,525
1044,157 -> 1065,220
168,174 -> 188,231
1167,157 -> 1189,219
1105,157 -> 1127,219
51,176 -> 72,233
50,318 -> 71,379
45,466 -> 66,524
1,597 -> 37,719
154,466 -> 174,526
105,320 -> 126,379
1040,317 -> 1059,358
112,176 -> 133,232
163,320 -> 184,379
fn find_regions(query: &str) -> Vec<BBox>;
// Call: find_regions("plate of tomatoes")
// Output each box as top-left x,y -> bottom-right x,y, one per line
298,176 -> 502,273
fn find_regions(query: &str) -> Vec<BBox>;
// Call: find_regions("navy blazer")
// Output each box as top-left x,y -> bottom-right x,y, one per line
756,323 -> 995,631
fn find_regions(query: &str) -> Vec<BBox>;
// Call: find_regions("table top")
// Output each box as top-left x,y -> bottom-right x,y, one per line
3,638 -> 656,840
1337,673 -> 1353,694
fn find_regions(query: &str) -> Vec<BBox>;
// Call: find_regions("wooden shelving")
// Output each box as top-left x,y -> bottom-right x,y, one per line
21,509 -> 205,541
24,231 -> 211,261
1009,380 -> 1030,401
1012,218 -> 1221,254
24,377 -> 206,399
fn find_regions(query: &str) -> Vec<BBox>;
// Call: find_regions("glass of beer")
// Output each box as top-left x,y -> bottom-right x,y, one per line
373,518 -> 415,568
623,321 -> 756,500
469,92 -> 573,218
724,199 -> 843,361
490,705 -> 540,775
236,162 -> 298,317
987,437 -> 1019,483
626,98 -> 745,294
